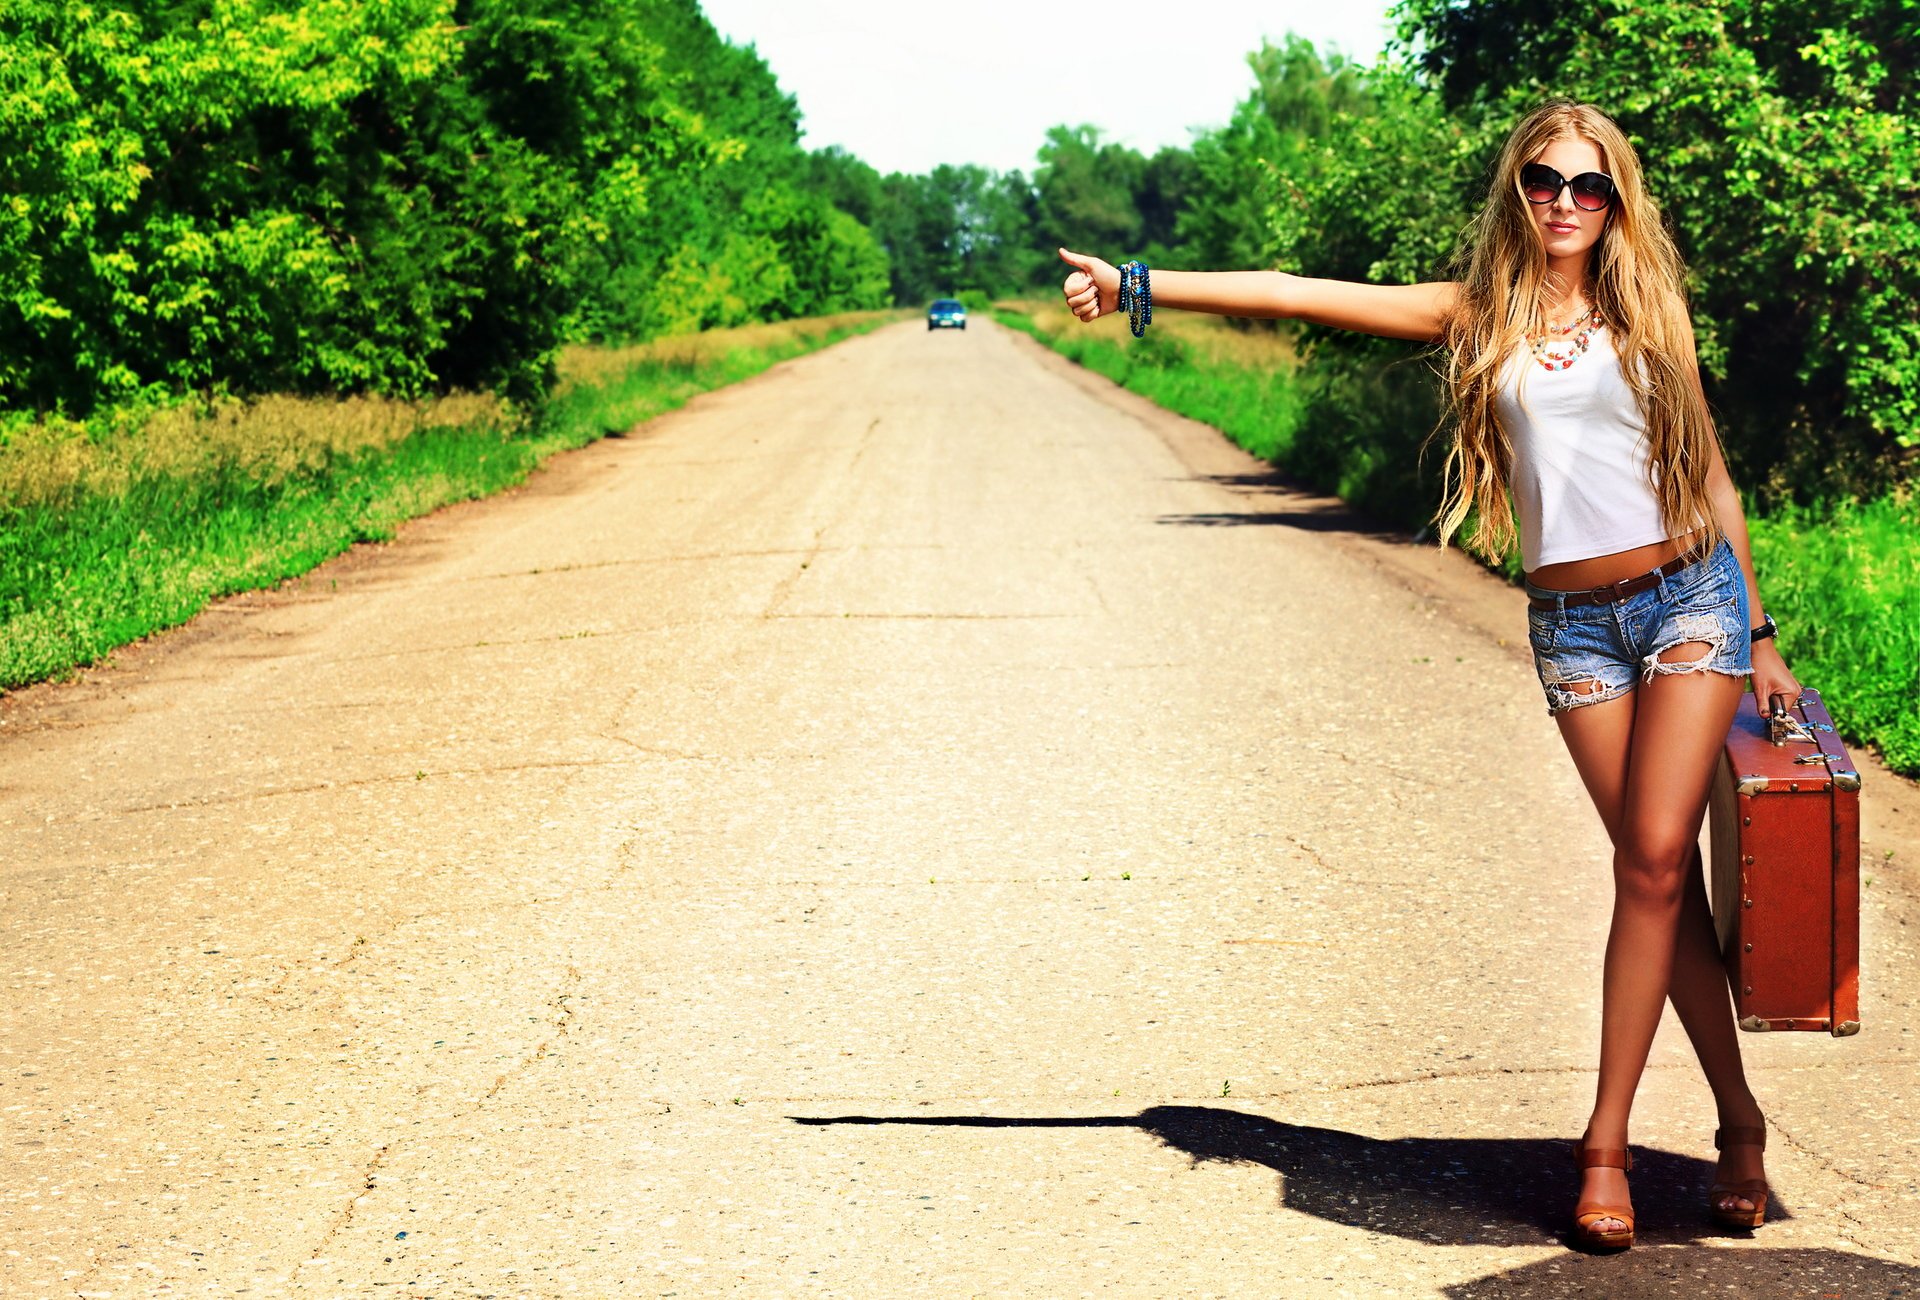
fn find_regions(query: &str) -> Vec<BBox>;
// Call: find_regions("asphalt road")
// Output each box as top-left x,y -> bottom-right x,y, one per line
4,318 -> 1917,1297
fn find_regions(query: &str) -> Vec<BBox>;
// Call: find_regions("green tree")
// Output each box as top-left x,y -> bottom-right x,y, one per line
1178,36 -> 1376,272
873,170 -> 962,303
1034,125 -> 1147,254
564,4 -> 890,338
0,0 -> 893,414
1391,0 -> 1920,501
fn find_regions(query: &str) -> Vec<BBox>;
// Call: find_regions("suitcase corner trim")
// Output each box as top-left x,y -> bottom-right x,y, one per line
1739,1014 -> 1861,1036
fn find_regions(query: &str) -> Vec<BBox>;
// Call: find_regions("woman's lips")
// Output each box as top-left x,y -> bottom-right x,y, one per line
1546,222 -> 1578,233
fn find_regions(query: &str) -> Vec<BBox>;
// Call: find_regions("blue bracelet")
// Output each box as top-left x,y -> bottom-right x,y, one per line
1117,260 -> 1152,338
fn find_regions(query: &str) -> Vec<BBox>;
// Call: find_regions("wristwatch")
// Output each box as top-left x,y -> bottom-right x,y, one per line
1750,613 -> 1778,644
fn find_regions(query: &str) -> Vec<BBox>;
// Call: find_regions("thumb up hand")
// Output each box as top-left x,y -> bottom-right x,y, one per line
1059,247 -> 1120,323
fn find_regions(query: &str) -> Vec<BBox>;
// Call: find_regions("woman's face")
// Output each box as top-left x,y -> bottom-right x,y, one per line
1525,135 -> 1610,265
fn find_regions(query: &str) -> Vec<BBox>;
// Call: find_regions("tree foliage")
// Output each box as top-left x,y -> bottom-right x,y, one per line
1390,0 -> 1920,501
871,162 -> 1044,305
1178,36 -> 1376,273
917,4 -> 1916,508
0,0 -> 893,416
1239,0 -> 1920,509
9,0 -> 1912,502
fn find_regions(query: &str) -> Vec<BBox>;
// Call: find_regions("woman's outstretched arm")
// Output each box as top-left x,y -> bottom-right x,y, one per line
1058,248 -> 1457,344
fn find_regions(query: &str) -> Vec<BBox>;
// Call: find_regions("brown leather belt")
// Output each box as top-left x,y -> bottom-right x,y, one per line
1528,553 -> 1694,610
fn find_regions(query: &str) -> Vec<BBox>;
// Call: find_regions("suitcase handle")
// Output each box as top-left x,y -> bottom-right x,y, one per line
1767,695 -> 1832,746
1769,706 -> 1814,746
1765,690 -> 1852,784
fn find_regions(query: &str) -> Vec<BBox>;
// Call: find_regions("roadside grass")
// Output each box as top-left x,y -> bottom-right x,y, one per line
0,310 -> 904,690
995,301 -> 1920,777
1748,489 -> 1920,773
992,299 -> 1305,461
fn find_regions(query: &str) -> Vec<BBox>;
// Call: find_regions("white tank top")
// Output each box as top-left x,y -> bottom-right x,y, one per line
1496,328 -> 1697,572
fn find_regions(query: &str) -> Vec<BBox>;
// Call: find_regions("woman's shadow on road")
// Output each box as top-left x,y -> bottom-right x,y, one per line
797,1106 -> 1920,1291
795,1104 -> 1744,1248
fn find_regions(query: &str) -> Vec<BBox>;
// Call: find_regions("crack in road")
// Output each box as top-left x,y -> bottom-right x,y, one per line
760,416 -> 879,619
1768,1114 -> 1892,1192
301,965 -> 583,1268
107,756 -> 645,817
305,1141 -> 395,1264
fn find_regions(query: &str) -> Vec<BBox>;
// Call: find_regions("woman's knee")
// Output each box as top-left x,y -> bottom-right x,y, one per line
1612,835 -> 1696,905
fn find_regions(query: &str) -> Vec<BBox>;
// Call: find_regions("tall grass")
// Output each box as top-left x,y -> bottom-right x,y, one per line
993,301 -> 1305,461
997,302 -> 1920,777
1749,489 -> 1920,773
0,310 -> 903,689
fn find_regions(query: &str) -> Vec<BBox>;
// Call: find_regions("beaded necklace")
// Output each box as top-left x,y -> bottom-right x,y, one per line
1527,304 -> 1604,372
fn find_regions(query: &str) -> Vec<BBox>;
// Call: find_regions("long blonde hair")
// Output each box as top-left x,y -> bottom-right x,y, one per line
1431,101 -> 1724,566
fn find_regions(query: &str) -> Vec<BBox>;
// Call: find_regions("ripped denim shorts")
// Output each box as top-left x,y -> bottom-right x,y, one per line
1524,537 -> 1752,715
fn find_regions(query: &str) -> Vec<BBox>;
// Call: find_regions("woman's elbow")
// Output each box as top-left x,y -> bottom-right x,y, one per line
1266,271 -> 1300,321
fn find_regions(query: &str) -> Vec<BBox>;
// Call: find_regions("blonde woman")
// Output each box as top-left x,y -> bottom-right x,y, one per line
1058,100 -> 1800,1252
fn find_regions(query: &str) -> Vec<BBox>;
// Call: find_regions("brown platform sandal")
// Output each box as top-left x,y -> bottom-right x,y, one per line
1710,1125 -> 1770,1229
1572,1143 -> 1635,1251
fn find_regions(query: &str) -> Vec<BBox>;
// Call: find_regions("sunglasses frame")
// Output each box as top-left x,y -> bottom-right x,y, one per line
1519,163 -> 1617,212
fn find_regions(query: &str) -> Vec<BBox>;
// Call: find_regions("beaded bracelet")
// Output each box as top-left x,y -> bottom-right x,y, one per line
1117,260 -> 1152,338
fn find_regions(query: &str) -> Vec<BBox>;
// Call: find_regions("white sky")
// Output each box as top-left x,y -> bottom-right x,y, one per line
698,0 -> 1400,176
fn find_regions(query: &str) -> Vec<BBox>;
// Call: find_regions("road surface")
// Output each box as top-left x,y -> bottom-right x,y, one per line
4,318 -> 1918,1297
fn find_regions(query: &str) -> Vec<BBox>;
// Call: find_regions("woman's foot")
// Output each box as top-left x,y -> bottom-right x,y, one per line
1579,1166 -> 1632,1236
1710,1112 -> 1770,1228
1573,1138 -> 1635,1250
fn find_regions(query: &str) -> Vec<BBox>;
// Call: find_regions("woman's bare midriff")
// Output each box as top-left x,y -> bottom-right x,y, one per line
1525,528 -> 1706,592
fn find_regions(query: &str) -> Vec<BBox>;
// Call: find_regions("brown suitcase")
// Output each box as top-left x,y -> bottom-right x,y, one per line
1708,686 -> 1861,1035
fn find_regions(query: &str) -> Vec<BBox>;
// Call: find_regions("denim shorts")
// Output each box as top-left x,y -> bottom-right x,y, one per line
1524,537 -> 1752,715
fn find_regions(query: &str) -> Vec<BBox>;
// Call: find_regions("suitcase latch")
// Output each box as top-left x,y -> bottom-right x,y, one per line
1767,711 -> 1834,746
1769,713 -> 1813,745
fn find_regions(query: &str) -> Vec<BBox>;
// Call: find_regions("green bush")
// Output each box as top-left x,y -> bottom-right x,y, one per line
1255,1 -> 1919,512
0,0 -> 893,417
0,0 -> 586,410
1399,0 -> 1919,497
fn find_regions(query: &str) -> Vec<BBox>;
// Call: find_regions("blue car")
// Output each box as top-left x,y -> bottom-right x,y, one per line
927,298 -> 967,330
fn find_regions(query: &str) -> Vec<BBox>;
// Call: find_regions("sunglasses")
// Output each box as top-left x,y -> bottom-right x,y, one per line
1520,163 -> 1616,212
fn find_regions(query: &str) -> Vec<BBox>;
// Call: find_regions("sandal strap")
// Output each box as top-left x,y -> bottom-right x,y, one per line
1715,1125 -> 1767,1151
1710,1178 -> 1771,1196
1575,1203 -> 1635,1230
1573,1144 -> 1633,1171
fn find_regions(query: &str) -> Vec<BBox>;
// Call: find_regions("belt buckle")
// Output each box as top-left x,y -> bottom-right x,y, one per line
1593,576 -> 1635,604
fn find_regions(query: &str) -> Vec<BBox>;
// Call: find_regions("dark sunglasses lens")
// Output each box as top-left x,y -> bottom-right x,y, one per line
1571,174 -> 1614,210
1520,164 -> 1561,204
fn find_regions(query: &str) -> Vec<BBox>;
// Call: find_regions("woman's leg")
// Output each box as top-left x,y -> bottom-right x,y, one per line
1549,658 -> 1752,1230
1667,840 -> 1767,1211
1552,701 -> 1763,1120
